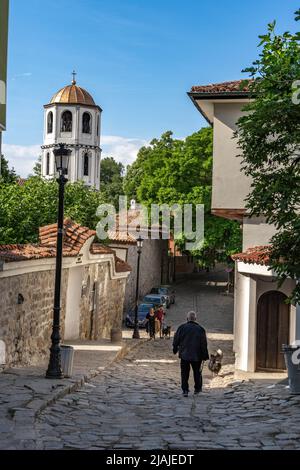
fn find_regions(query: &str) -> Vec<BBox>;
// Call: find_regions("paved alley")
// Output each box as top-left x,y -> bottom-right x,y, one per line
3,272 -> 300,450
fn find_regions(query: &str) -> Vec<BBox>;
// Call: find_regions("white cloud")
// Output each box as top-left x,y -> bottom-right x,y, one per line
11,72 -> 33,81
2,144 -> 41,177
101,135 -> 148,167
2,136 -> 148,177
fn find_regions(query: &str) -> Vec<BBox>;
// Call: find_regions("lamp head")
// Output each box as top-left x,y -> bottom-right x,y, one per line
137,235 -> 143,250
54,143 -> 71,175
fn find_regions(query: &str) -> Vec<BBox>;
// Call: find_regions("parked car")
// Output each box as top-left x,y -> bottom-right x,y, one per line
150,287 -> 171,308
125,303 -> 154,328
160,285 -> 175,304
143,294 -> 167,313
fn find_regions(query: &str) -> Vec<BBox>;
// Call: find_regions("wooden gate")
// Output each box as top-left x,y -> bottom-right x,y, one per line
256,291 -> 289,371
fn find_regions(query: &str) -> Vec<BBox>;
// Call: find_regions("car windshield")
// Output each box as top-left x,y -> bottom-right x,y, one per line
139,304 -> 152,312
151,287 -> 168,294
144,296 -> 161,304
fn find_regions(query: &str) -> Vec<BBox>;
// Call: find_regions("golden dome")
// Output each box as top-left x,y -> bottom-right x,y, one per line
50,80 -> 96,106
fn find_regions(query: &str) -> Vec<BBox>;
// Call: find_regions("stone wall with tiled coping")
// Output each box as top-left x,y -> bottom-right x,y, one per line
0,261 -> 127,367
0,269 -> 68,366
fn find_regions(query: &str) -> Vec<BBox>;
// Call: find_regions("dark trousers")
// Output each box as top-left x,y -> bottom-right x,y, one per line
181,359 -> 202,393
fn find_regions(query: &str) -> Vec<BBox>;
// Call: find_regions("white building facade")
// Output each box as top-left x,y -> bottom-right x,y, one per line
189,80 -> 300,373
41,76 -> 102,190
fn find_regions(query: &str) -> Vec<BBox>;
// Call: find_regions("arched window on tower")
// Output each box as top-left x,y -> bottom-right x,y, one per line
47,112 -> 53,134
61,111 -> 73,132
83,153 -> 89,177
97,115 -> 100,136
82,112 -> 92,134
46,153 -> 50,176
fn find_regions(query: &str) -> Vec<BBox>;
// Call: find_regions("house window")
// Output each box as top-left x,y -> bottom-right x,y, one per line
61,111 -> 72,132
46,153 -> 50,175
83,153 -> 89,176
47,112 -> 53,134
82,112 -> 91,134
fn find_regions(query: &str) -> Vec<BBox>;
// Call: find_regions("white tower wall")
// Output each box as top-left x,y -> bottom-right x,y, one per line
41,84 -> 102,191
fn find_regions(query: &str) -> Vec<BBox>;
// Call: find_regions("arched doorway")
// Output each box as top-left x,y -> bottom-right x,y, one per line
256,291 -> 290,371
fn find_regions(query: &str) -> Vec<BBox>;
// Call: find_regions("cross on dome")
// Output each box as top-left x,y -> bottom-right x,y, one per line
72,70 -> 77,85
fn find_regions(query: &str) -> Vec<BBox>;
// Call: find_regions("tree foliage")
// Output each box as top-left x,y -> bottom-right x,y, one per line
237,11 -> 300,301
124,129 -> 242,266
0,178 -> 106,244
0,154 -> 18,183
100,156 -> 124,207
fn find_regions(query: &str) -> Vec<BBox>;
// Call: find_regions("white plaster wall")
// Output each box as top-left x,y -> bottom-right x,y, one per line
234,271 -> 257,371
64,266 -> 84,340
212,103 -> 251,210
243,216 -> 277,251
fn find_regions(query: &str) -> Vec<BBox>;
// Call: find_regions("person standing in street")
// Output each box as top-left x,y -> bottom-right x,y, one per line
146,308 -> 156,340
173,311 -> 209,397
156,305 -> 165,338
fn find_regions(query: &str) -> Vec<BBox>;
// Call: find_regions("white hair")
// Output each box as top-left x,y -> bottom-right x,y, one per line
187,311 -> 197,322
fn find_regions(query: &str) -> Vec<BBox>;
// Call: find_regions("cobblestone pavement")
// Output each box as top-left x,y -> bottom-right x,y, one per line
13,274 -> 300,449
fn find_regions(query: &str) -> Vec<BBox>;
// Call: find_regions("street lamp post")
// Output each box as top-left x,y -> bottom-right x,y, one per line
46,143 -> 71,379
133,236 -> 143,339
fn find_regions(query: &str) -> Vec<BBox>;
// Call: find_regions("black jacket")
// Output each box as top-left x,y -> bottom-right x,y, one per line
173,321 -> 209,362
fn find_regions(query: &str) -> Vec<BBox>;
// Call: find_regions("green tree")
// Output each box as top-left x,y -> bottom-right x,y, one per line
124,128 -> 241,265
0,178 -> 106,244
237,11 -> 300,302
30,156 -> 42,178
0,154 -> 18,183
100,156 -> 124,207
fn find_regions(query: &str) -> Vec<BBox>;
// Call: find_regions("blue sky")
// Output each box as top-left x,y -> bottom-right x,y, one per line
3,0 -> 299,176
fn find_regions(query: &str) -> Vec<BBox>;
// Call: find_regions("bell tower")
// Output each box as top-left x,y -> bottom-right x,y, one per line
41,73 -> 102,190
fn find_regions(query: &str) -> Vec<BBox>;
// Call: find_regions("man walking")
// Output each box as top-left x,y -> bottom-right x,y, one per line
173,311 -> 209,397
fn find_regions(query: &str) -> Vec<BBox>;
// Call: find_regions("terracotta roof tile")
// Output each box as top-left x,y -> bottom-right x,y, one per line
91,243 -> 132,272
90,244 -> 116,255
231,245 -> 271,266
115,256 -> 132,273
190,79 -> 252,94
0,244 -> 57,262
39,218 -> 95,253
0,221 -> 131,275
107,210 -> 167,244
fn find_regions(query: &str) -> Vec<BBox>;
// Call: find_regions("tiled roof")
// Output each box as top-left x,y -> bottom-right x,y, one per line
115,257 -> 132,273
0,220 -> 131,274
0,244 -> 57,263
91,243 -> 132,272
107,210 -> 167,245
0,219 -> 96,263
107,229 -> 137,245
90,243 -> 116,256
231,246 -> 271,266
16,178 -> 27,186
190,79 -> 252,94
39,218 -> 95,254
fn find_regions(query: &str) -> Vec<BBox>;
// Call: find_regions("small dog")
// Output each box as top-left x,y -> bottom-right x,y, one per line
162,325 -> 171,339
208,349 -> 223,376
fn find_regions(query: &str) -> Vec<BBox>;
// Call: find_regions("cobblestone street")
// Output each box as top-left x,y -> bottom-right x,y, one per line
30,273 -> 300,450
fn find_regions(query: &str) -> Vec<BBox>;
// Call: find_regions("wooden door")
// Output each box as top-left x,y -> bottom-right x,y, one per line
256,291 -> 289,371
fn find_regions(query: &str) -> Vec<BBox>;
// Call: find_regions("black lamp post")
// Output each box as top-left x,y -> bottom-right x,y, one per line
133,236 -> 143,339
46,143 -> 71,379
